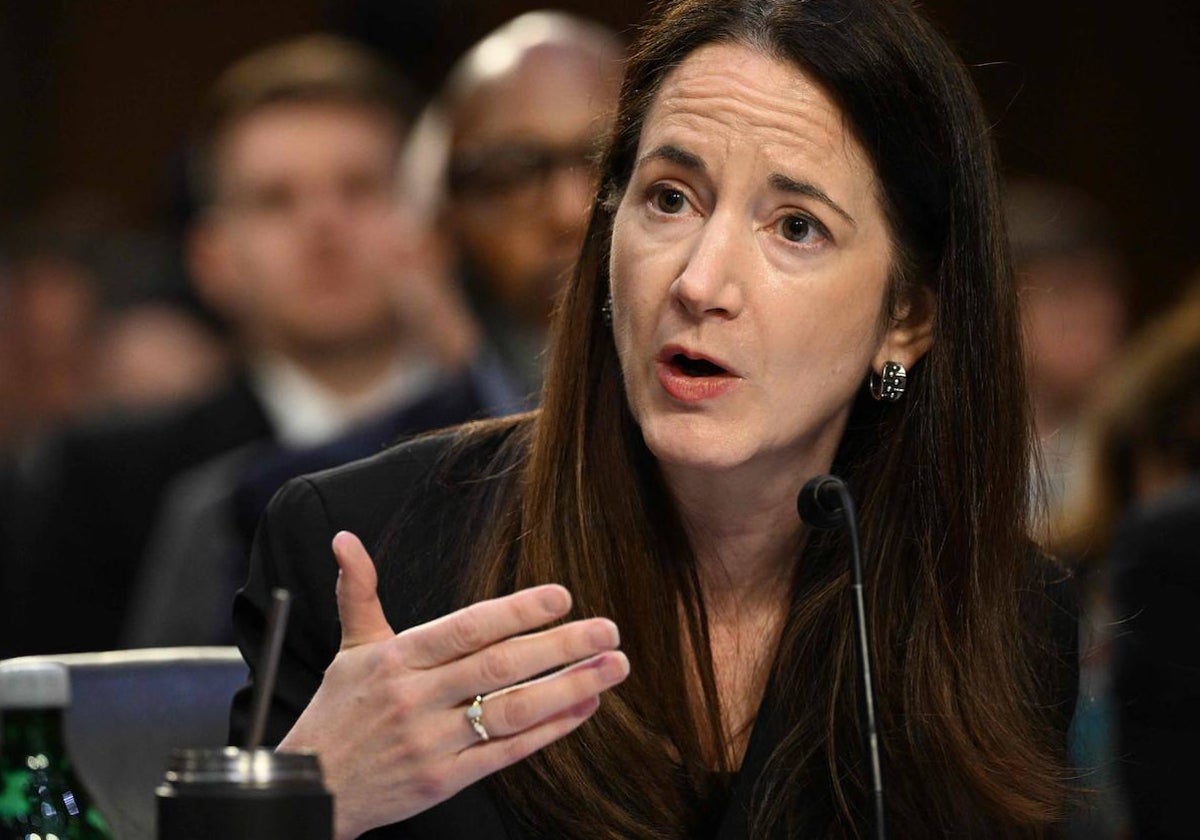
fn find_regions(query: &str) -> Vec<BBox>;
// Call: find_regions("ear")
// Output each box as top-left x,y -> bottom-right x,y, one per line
872,283 -> 935,372
186,212 -> 243,322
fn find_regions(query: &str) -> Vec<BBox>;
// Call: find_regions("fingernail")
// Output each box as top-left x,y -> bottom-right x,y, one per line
589,619 -> 619,648
539,585 -> 570,614
597,651 -> 630,682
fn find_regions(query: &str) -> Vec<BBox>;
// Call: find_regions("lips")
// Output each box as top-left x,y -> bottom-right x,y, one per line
657,344 -> 735,374
655,345 -> 741,402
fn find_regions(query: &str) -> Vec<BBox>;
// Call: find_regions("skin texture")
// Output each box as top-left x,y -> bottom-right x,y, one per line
611,43 -> 931,551
280,533 -> 630,840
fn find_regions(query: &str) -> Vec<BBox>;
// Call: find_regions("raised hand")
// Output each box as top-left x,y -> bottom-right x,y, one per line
277,532 -> 629,840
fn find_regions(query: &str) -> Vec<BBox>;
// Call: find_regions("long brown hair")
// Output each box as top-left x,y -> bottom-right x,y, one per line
449,0 -> 1072,835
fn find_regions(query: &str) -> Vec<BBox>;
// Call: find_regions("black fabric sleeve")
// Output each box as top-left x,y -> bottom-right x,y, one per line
226,427 -> 509,749
229,476 -> 342,747
225,429 -> 522,840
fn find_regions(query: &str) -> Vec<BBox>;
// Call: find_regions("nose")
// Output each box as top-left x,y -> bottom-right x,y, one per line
299,185 -> 354,240
670,210 -> 745,319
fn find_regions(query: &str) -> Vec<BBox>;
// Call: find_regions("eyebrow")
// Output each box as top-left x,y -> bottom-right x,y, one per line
767,173 -> 857,227
635,144 -> 857,227
636,144 -> 706,173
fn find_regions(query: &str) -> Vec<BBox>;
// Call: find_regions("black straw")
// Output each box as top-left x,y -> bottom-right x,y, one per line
246,588 -> 292,751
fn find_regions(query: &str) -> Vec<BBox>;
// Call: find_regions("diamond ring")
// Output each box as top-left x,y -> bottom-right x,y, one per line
466,695 -> 489,741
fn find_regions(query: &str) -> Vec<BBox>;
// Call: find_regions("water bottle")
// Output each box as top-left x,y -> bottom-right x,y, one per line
0,660 -> 114,840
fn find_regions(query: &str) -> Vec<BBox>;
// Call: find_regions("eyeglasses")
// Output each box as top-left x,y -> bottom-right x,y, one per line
447,141 -> 600,199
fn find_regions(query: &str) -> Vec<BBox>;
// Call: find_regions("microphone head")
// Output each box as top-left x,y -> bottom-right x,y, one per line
797,474 -> 846,530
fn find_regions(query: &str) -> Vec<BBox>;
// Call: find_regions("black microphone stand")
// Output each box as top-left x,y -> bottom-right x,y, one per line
798,476 -> 886,840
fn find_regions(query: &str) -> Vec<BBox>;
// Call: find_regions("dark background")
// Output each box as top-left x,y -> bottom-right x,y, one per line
1,0 -> 1196,319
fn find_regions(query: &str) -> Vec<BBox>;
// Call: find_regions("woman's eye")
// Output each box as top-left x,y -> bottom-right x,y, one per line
652,187 -> 687,214
778,214 -> 826,244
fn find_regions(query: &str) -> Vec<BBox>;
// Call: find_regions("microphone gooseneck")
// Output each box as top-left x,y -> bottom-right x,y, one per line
797,475 -> 886,840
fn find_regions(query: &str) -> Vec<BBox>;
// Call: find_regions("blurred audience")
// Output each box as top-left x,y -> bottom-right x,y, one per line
1006,178 -> 1130,525
1055,279 -> 1200,559
0,240 -> 100,451
121,14 -> 624,649
3,35 -> 464,656
1052,277 -> 1200,838
91,302 -> 229,411
404,10 -> 623,399
0,225 -> 230,452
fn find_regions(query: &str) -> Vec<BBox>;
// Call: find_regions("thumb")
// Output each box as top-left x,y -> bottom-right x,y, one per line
332,530 -> 394,650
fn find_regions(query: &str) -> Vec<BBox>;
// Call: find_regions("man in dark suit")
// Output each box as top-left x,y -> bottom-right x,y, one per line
3,36 -> 466,655
1110,476 -> 1200,838
403,10 -> 624,401
118,13 -> 625,650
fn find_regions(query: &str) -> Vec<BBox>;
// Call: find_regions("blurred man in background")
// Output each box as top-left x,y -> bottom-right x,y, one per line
3,35 -> 471,655
0,215 -> 231,457
1047,275 -> 1200,838
1006,178 -> 1130,525
121,14 -> 625,648
0,240 -> 101,452
405,10 -> 624,401
1009,180 -> 1133,838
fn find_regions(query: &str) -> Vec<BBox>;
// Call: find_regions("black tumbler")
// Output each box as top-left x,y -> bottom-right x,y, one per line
156,747 -> 332,840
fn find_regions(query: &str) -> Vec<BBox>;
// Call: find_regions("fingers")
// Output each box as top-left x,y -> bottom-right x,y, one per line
333,531 -> 395,651
397,584 -> 573,669
459,696 -> 599,783
431,617 -> 620,704
430,649 -> 629,754
476,650 -> 629,740
445,651 -> 629,785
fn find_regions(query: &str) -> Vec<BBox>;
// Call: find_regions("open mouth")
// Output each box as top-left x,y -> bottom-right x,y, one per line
670,352 -> 729,377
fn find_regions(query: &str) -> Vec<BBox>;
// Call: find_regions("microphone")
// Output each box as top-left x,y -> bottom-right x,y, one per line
796,474 -> 848,530
797,475 -> 887,840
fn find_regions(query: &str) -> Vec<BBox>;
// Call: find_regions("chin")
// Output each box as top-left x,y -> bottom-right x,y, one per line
639,416 -> 752,474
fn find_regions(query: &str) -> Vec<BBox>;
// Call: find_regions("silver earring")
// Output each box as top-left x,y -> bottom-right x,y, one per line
869,361 -> 907,402
601,293 -> 613,326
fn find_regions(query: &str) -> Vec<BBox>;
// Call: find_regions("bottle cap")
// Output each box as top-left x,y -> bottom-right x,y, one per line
0,660 -> 71,709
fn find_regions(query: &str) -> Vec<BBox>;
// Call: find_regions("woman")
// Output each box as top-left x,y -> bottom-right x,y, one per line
232,0 -> 1076,837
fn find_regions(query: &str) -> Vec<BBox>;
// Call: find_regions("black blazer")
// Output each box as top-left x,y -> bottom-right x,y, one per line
3,377 -> 273,656
230,428 -> 793,839
231,427 -> 1078,839
123,368 -> 499,649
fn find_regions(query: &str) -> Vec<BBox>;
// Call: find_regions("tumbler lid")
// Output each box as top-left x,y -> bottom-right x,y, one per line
165,747 -> 324,788
0,660 -> 70,709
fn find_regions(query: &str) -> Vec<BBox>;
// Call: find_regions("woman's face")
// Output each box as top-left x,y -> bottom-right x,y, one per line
610,41 -> 928,482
